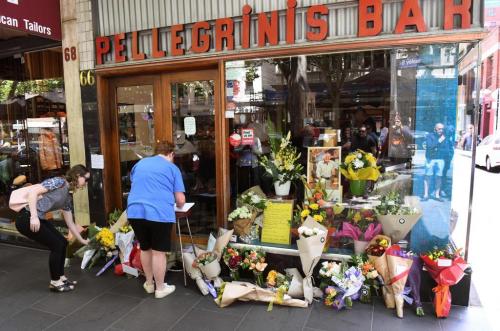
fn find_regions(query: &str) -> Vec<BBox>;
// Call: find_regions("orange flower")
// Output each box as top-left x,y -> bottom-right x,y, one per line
314,192 -> 323,200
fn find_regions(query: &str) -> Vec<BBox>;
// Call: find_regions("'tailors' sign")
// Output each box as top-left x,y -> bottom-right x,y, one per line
0,0 -> 62,41
96,0 -> 472,65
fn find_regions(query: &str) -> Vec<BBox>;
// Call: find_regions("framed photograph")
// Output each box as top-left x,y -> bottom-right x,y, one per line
306,147 -> 342,202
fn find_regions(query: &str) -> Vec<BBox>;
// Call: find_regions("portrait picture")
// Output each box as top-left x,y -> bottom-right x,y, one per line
306,147 -> 342,202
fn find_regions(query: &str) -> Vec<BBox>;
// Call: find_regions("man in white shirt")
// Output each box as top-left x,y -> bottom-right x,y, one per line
316,151 -> 337,180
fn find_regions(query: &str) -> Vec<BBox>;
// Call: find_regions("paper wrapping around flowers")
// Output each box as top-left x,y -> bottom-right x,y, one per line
377,197 -> 422,243
232,218 -> 253,236
183,252 -> 209,295
198,259 -> 222,279
386,252 -> 413,318
212,229 -> 234,262
367,235 -> 394,309
216,281 -> 308,308
109,211 -> 128,233
115,231 -> 135,263
296,216 -> 327,304
285,268 -> 304,298
81,249 -> 96,269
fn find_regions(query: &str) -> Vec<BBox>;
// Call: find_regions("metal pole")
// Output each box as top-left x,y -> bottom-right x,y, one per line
464,42 -> 482,262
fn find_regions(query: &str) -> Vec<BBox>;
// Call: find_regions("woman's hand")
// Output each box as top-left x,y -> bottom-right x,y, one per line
80,238 -> 90,246
30,216 -> 40,232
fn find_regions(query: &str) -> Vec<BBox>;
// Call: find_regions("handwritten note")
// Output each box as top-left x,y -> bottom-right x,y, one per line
261,200 -> 293,245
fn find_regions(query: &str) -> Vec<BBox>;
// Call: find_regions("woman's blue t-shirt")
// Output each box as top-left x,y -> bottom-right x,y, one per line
127,155 -> 185,223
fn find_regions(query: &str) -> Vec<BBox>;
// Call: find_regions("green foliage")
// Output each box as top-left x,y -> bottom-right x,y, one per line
107,209 -> 122,226
0,79 -> 64,102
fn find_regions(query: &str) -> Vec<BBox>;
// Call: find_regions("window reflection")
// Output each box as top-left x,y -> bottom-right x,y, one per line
226,43 -> 477,254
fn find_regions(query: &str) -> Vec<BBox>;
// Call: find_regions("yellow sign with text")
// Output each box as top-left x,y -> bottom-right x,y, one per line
261,200 -> 293,245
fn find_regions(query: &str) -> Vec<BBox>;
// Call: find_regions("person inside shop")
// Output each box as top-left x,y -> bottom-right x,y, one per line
350,125 -> 377,155
14,165 -> 90,292
127,140 -> 185,299
341,126 -> 353,160
384,113 -> 413,164
422,123 -> 453,202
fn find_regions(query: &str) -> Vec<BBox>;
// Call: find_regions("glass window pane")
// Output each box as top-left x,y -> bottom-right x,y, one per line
116,85 -> 155,204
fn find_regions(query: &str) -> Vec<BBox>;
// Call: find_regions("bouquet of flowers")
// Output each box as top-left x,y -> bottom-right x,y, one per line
340,149 -> 380,181
183,229 -> 234,295
215,281 -> 308,309
375,193 -> 422,243
193,252 -> 221,280
296,216 -> 328,303
421,246 -> 468,317
319,261 -> 342,289
366,235 -> 393,308
259,131 -> 304,185
386,245 -> 414,318
351,255 -> 383,304
336,209 -> 382,253
115,223 -> 135,264
294,203 -> 327,227
238,191 -> 268,212
298,225 -> 326,238
241,249 -> 267,287
266,270 -> 291,311
228,206 -> 254,236
75,225 -> 118,271
222,246 -> 242,281
324,263 -> 365,310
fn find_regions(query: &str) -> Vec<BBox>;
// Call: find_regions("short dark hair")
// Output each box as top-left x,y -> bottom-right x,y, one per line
154,140 -> 175,156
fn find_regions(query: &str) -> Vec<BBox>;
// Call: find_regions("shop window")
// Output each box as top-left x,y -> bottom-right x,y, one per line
225,42 -> 478,256
0,79 -> 68,233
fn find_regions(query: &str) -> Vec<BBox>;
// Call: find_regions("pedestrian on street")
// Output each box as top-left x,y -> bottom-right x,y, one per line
423,123 -> 453,202
127,140 -> 186,299
14,165 -> 91,292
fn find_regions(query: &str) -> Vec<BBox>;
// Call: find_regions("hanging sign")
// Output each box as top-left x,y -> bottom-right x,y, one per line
184,116 -> 196,136
229,132 -> 241,147
241,128 -> 254,145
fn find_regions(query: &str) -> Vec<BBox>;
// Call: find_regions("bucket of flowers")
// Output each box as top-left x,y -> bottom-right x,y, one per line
259,131 -> 304,196
340,149 -> 380,197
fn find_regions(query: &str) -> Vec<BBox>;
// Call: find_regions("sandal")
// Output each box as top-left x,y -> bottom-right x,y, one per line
49,283 -> 74,292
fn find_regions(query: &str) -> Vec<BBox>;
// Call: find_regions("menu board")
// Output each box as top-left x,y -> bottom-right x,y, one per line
261,200 -> 294,245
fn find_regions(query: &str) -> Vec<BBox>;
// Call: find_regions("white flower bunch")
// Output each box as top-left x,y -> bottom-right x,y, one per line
319,261 -> 342,278
353,158 -> 365,170
228,206 -> 252,222
298,225 -> 326,238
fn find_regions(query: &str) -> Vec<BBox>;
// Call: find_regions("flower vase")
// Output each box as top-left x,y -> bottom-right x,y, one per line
253,271 -> 264,287
349,180 -> 367,197
274,181 -> 291,196
229,268 -> 240,281
353,239 -> 369,254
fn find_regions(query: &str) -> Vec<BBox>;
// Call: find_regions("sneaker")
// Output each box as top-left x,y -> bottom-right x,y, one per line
155,283 -> 176,298
143,281 -> 155,294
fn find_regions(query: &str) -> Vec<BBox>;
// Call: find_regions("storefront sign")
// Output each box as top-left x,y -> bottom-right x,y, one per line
261,200 -> 293,245
241,128 -> 254,145
95,0 -> 473,66
0,0 -> 62,41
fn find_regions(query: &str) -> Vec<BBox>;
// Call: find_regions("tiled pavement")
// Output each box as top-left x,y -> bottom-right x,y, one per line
0,243 -> 495,331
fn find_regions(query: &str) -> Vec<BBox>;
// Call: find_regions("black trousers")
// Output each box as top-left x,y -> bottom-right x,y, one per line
15,209 -> 67,281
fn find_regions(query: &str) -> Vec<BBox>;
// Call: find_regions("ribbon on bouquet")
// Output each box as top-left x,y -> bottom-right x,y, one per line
433,284 -> 450,317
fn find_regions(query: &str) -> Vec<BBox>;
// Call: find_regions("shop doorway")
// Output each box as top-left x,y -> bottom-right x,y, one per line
106,69 -> 223,239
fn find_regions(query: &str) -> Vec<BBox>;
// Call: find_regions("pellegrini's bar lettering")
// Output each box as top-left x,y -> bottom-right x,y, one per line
95,0 -> 472,65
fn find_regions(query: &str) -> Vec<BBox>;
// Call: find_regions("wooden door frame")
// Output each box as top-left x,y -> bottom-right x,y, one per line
97,67 -> 229,240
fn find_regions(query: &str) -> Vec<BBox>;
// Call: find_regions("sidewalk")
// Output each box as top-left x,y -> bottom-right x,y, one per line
0,243 -> 494,331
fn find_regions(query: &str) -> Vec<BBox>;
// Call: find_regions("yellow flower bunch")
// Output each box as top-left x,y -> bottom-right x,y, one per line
119,224 -> 133,233
96,228 -> 115,250
340,150 -> 380,181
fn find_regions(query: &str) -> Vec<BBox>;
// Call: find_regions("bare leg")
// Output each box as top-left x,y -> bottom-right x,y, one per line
152,250 -> 167,291
141,249 -> 154,286
435,176 -> 442,198
423,176 -> 430,198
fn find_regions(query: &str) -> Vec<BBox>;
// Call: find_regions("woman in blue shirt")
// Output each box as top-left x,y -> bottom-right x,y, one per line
127,141 -> 185,299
